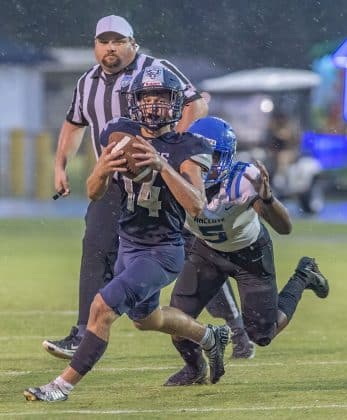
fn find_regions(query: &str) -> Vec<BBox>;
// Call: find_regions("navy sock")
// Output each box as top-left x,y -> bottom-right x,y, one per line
70,330 -> 108,376
172,338 -> 205,369
278,275 -> 306,320
76,325 -> 86,338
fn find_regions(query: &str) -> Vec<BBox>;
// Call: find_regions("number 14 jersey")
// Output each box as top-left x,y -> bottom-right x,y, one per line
100,118 -> 212,246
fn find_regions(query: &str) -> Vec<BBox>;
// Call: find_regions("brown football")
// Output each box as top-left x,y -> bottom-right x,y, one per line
108,131 -> 153,183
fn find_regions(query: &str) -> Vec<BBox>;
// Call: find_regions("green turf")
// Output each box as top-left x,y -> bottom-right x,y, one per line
0,219 -> 346,419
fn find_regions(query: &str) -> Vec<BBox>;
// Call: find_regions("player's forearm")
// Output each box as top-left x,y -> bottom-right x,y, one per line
255,198 -> 292,234
86,170 -> 109,200
160,163 -> 205,217
55,121 -> 86,170
176,98 -> 208,133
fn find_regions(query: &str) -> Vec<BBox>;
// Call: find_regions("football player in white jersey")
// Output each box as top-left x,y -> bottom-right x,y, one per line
164,116 -> 329,386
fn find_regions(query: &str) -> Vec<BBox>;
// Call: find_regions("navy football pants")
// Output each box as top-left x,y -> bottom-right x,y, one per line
171,225 -> 278,345
100,238 -> 185,320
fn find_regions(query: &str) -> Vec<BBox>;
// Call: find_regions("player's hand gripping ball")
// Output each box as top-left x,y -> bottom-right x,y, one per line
109,132 -> 153,183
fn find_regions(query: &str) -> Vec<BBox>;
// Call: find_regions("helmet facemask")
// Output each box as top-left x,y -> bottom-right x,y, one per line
204,148 -> 235,188
128,88 -> 183,130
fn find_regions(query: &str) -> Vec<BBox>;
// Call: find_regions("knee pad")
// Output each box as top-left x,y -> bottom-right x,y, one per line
245,320 -> 276,347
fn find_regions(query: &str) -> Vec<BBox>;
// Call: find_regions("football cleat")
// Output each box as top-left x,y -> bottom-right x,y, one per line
24,382 -> 68,402
231,330 -> 256,359
42,326 -> 81,360
164,360 -> 208,386
203,324 -> 231,384
295,257 -> 329,298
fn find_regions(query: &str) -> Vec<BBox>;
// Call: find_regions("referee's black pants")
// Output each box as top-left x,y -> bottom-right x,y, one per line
77,182 -> 121,326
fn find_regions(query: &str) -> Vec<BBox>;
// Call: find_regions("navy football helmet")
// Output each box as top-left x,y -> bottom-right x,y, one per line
188,116 -> 237,188
127,66 -> 184,130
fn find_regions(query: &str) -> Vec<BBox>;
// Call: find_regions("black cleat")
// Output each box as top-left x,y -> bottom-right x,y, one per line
231,330 -> 256,359
203,325 -> 231,384
296,257 -> 329,298
42,326 -> 81,360
24,382 -> 68,402
164,361 -> 208,386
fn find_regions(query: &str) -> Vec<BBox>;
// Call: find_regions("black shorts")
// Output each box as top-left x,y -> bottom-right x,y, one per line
171,224 -> 278,345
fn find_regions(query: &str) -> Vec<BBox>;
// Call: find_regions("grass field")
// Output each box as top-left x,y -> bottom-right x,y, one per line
0,218 -> 346,419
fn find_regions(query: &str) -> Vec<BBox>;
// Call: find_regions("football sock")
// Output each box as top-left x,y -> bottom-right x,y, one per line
200,325 -> 216,351
76,325 -> 86,338
278,275 -> 306,320
70,330 -> 108,376
172,338 -> 205,368
54,376 -> 74,394
227,315 -> 245,332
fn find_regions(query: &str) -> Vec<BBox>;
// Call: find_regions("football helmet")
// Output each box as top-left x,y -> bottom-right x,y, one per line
188,116 -> 237,187
127,66 -> 184,129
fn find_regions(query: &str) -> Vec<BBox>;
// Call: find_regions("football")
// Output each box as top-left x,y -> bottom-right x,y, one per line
109,132 -> 153,183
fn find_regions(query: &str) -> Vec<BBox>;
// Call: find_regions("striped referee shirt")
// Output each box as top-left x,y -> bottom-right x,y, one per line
66,53 -> 201,159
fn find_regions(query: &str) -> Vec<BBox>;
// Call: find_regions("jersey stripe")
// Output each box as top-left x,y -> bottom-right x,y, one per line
87,77 -> 102,156
142,56 -> 155,69
104,78 -> 115,124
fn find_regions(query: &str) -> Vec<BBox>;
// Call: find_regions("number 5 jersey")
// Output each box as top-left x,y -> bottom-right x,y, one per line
185,162 -> 262,252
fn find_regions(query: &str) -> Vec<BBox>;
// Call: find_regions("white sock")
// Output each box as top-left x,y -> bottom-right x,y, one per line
54,376 -> 74,394
200,326 -> 215,351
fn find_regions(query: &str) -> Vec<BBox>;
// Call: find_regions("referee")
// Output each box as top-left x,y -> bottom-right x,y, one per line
42,15 -> 208,359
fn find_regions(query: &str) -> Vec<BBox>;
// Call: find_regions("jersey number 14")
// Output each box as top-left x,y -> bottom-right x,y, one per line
124,172 -> 162,217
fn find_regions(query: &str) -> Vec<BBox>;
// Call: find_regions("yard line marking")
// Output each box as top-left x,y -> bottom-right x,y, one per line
2,366 -> 178,376
2,371 -> 32,376
0,332 -> 136,340
0,310 -> 77,316
4,405 -> 347,416
0,336 -> 51,341
4,360 -> 347,376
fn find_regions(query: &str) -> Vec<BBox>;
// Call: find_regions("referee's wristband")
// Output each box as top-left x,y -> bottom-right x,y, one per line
261,195 -> 275,205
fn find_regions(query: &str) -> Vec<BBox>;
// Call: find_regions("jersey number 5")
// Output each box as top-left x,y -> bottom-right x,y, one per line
198,224 -> 228,243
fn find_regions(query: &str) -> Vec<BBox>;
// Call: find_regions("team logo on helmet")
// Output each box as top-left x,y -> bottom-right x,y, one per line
142,67 -> 164,87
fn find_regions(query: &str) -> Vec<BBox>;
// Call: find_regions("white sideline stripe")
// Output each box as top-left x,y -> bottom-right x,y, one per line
0,310 -> 77,315
4,405 -> 347,416
4,360 -> 347,376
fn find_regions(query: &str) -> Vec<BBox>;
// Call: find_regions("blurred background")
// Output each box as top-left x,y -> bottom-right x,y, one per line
2,3 -> 347,415
1,0 -> 347,220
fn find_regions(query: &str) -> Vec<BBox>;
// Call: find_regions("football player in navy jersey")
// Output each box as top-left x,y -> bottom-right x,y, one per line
165,116 -> 329,386
24,68 -> 231,402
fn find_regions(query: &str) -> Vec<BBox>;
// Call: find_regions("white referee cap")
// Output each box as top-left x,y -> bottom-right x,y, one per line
95,15 -> 134,38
